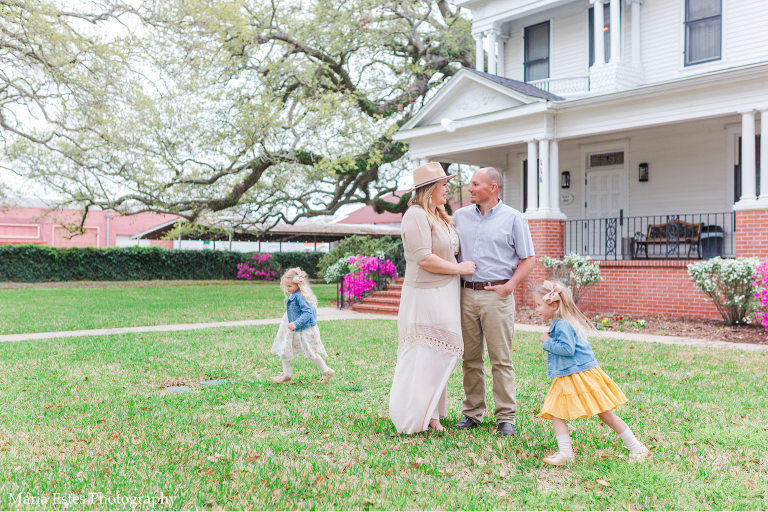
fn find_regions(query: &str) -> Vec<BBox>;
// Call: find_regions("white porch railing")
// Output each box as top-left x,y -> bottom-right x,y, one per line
528,76 -> 590,98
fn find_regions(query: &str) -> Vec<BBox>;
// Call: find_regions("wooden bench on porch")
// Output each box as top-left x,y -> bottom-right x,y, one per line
634,220 -> 702,259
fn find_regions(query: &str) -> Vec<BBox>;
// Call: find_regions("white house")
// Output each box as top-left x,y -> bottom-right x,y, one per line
394,0 -> 768,318
396,0 -> 767,257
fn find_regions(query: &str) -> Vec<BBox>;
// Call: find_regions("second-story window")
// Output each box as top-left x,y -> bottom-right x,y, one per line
685,0 -> 722,66
588,3 -> 611,66
524,21 -> 550,82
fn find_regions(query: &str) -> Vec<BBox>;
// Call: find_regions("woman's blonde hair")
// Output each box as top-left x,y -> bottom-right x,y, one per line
533,279 -> 598,341
408,180 -> 453,226
280,267 -> 318,308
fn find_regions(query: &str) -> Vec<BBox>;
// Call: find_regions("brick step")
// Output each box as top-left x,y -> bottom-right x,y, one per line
361,297 -> 401,306
368,290 -> 401,298
385,284 -> 403,291
351,303 -> 399,315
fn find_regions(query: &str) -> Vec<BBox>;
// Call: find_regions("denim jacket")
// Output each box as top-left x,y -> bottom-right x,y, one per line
542,318 -> 598,378
286,290 -> 317,332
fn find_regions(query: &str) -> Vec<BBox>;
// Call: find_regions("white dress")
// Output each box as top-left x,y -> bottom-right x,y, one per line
389,226 -> 463,434
271,313 -> 328,362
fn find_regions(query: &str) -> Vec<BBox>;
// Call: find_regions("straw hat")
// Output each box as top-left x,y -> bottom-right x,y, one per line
409,162 -> 457,192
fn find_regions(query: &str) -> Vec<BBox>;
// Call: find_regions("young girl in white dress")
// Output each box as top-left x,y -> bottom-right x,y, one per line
269,268 -> 334,384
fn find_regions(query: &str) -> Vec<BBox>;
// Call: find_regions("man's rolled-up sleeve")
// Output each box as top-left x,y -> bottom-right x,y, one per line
513,217 -> 535,259
402,209 -> 433,263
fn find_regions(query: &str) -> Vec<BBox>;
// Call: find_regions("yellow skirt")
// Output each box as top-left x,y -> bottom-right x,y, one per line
539,366 -> 627,420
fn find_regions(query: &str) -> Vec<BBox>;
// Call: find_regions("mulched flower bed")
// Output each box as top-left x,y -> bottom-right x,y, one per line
515,307 -> 768,346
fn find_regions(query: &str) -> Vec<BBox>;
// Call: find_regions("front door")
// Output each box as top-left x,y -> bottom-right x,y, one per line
585,167 -> 624,257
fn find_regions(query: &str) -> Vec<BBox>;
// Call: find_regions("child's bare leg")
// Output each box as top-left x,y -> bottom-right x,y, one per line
597,410 -> 628,434
598,410 -> 647,457
552,416 -> 570,437
543,416 -> 574,465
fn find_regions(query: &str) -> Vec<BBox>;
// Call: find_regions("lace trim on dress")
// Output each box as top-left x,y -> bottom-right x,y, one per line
398,323 -> 464,358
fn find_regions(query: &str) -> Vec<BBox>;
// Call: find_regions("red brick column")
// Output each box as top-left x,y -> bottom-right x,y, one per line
735,210 -> 768,258
516,220 -> 564,308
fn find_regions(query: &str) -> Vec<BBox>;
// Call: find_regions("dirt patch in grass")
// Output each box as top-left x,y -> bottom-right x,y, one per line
515,308 -> 768,345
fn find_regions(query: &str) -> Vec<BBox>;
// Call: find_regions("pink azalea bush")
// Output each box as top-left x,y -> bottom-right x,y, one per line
340,254 -> 397,299
237,253 -> 278,281
753,261 -> 768,337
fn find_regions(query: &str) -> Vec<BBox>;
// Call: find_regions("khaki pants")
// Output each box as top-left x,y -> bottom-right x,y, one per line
460,288 -> 518,424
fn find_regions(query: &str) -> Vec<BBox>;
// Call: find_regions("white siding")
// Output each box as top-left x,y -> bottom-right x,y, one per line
496,0 -> 768,88
556,117 -> 736,220
503,24 -> 523,82
551,10 -> 588,79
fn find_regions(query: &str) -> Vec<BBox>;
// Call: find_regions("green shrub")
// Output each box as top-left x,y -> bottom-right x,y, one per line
0,245 -> 325,282
268,252 -> 324,279
317,235 -> 398,279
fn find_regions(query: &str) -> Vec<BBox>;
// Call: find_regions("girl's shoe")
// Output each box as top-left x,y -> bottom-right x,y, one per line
318,369 -> 335,383
629,444 -> 651,463
542,452 -> 574,466
269,373 -> 292,384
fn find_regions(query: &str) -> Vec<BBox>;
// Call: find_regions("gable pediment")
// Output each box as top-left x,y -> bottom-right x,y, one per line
403,68 -> 551,131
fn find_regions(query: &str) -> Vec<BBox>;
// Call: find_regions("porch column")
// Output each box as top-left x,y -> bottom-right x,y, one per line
487,28 -> 499,75
526,140 -> 538,213
549,139 -> 562,215
474,33 -> 484,72
591,0 -> 606,66
609,0 -> 622,63
740,110 -> 757,202
627,0 -> 643,67
761,110 -> 768,201
538,139 -> 551,213
497,35 -> 508,77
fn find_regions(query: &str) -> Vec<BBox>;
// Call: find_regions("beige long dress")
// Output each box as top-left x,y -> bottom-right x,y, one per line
389,222 -> 463,434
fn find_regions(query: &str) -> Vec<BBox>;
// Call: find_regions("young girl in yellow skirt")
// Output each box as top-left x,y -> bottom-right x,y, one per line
534,280 -> 650,466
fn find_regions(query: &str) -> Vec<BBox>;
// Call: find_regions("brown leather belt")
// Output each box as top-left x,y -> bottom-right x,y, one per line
461,280 -> 507,290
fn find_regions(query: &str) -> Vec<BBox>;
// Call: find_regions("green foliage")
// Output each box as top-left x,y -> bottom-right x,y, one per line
268,252 -> 324,279
0,245 -> 324,282
316,235 -> 397,279
687,256 -> 760,325
540,253 -> 601,304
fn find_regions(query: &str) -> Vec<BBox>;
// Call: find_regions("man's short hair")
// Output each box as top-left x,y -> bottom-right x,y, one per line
478,167 -> 503,192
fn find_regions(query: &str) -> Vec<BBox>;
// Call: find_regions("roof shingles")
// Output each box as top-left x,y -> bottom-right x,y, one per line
464,68 -> 565,102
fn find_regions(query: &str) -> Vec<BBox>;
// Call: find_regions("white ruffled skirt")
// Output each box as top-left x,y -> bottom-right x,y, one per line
389,276 -> 463,434
271,313 -> 328,362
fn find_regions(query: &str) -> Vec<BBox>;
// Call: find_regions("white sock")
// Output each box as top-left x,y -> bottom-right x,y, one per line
619,428 -> 643,451
309,355 -> 329,373
281,359 -> 292,377
556,434 -> 573,457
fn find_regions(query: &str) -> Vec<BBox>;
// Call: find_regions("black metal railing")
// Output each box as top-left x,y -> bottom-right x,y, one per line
564,212 -> 735,260
336,242 -> 406,309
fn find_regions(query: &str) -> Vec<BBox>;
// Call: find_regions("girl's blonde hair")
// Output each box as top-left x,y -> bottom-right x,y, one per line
533,279 -> 598,340
408,180 -> 453,226
280,267 -> 318,308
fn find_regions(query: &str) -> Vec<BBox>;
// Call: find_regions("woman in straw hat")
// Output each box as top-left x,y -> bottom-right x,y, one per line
389,162 -> 476,434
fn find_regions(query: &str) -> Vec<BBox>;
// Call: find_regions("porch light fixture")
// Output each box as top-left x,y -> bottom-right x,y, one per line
440,118 -> 456,133
560,171 -> 570,188
639,163 -> 649,182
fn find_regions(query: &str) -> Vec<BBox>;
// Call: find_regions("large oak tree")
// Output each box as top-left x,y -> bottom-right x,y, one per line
3,0 -> 473,229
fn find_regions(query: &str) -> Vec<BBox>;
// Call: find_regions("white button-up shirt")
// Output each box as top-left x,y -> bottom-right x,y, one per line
453,199 -> 535,282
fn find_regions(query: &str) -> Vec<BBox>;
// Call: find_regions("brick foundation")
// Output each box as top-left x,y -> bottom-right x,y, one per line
577,260 -> 720,319
735,210 -> 768,258
518,219 -> 722,320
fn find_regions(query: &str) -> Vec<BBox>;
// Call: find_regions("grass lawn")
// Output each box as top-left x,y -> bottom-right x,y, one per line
0,281 -> 337,335
0,320 -> 766,510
